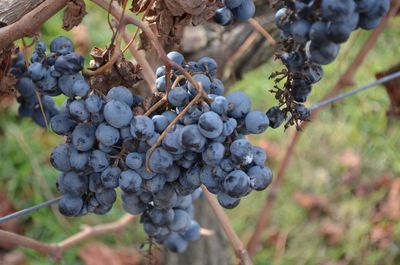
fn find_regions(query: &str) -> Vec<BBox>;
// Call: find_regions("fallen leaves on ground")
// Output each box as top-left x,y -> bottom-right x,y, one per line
0,191 -> 22,250
319,220 -> 345,245
373,178 -> 400,221
0,250 -> 26,265
337,149 -> 361,187
370,223 -> 395,249
79,243 -> 143,265
293,192 -> 331,216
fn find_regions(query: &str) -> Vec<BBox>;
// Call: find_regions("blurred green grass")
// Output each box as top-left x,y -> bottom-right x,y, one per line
1,6 -> 400,265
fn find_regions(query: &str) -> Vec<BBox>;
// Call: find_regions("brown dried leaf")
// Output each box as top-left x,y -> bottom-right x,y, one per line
377,178 -> 400,221
158,10 -> 174,35
0,250 -> 26,265
319,220 -> 344,245
87,51 -> 143,96
79,243 -> 142,265
264,227 -> 285,247
338,149 -> 361,169
0,191 -> 22,250
176,0 -> 207,15
0,43 -> 15,97
370,223 -> 394,249
131,0 -> 152,13
376,64 -> 400,119
293,192 -> 330,215
318,262 -> 349,265
338,149 -> 361,186
373,175 -> 392,190
136,0 -> 220,50
0,74 -> 16,97
63,0 -> 87,31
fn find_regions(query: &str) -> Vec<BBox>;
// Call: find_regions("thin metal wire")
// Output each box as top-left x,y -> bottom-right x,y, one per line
0,197 -> 61,224
309,71 -> 400,111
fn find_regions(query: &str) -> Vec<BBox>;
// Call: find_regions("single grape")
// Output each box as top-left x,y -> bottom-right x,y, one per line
223,170 -> 250,198
72,123 -> 96,151
230,139 -> 253,165
59,195 -> 83,216
130,115 -> 155,140
227,91 -> 251,118
119,170 -> 142,193
107,86 -> 134,107
100,166 -> 121,189
198,111 -> 223,139
148,147 -> 173,173
96,123 -> 120,146
103,100 -> 133,128
214,7 -> 234,26
50,144 -> 72,172
89,150 -> 109,172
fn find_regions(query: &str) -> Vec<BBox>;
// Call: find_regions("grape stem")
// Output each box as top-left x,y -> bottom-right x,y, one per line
248,18 -> 277,45
0,214 -> 136,260
144,83 -> 205,172
201,186 -> 253,265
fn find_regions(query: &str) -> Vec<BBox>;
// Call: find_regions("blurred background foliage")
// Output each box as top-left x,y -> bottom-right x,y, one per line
1,4 -> 400,265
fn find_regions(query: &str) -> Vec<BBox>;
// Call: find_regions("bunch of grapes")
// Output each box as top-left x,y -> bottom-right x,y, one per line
10,40 -> 78,127
11,36 -> 274,252
214,0 -> 256,26
267,0 -> 390,129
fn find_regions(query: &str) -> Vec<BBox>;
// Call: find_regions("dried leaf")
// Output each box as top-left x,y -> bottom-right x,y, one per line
63,0 -> 87,31
376,64 -> 400,119
373,175 -> 392,190
0,250 -> 26,265
79,243 -> 142,265
163,0 -> 186,17
135,0 -> 220,50
376,178 -> 400,221
0,43 -> 15,97
131,0 -> 152,13
338,149 -> 361,186
0,191 -> 22,250
87,51 -> 143,96
338,149 -> 361,169
264,227 -> 286,247
158,10 -> 174,35
370,223 -> 394,249
293,192 -> 330,215
319,220 -> 344,245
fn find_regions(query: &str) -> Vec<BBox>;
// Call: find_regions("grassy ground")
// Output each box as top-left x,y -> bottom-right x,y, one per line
0,6 -> 400,265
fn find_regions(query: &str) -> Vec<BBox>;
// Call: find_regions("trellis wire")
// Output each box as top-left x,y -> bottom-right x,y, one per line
0,197 -> 61,224
0,70 -> 399,225
309,71 -> 400,110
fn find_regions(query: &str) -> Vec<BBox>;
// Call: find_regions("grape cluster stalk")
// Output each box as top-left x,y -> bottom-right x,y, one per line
267,0 -> 390,129
11,37 -> 274,253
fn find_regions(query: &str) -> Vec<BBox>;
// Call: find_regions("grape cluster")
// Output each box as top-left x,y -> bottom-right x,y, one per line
268,0 -> 390,129
56,49 -> 273,252
214,0 -> 256,26
155,52 -> 273,208
11,37 -> 273,253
